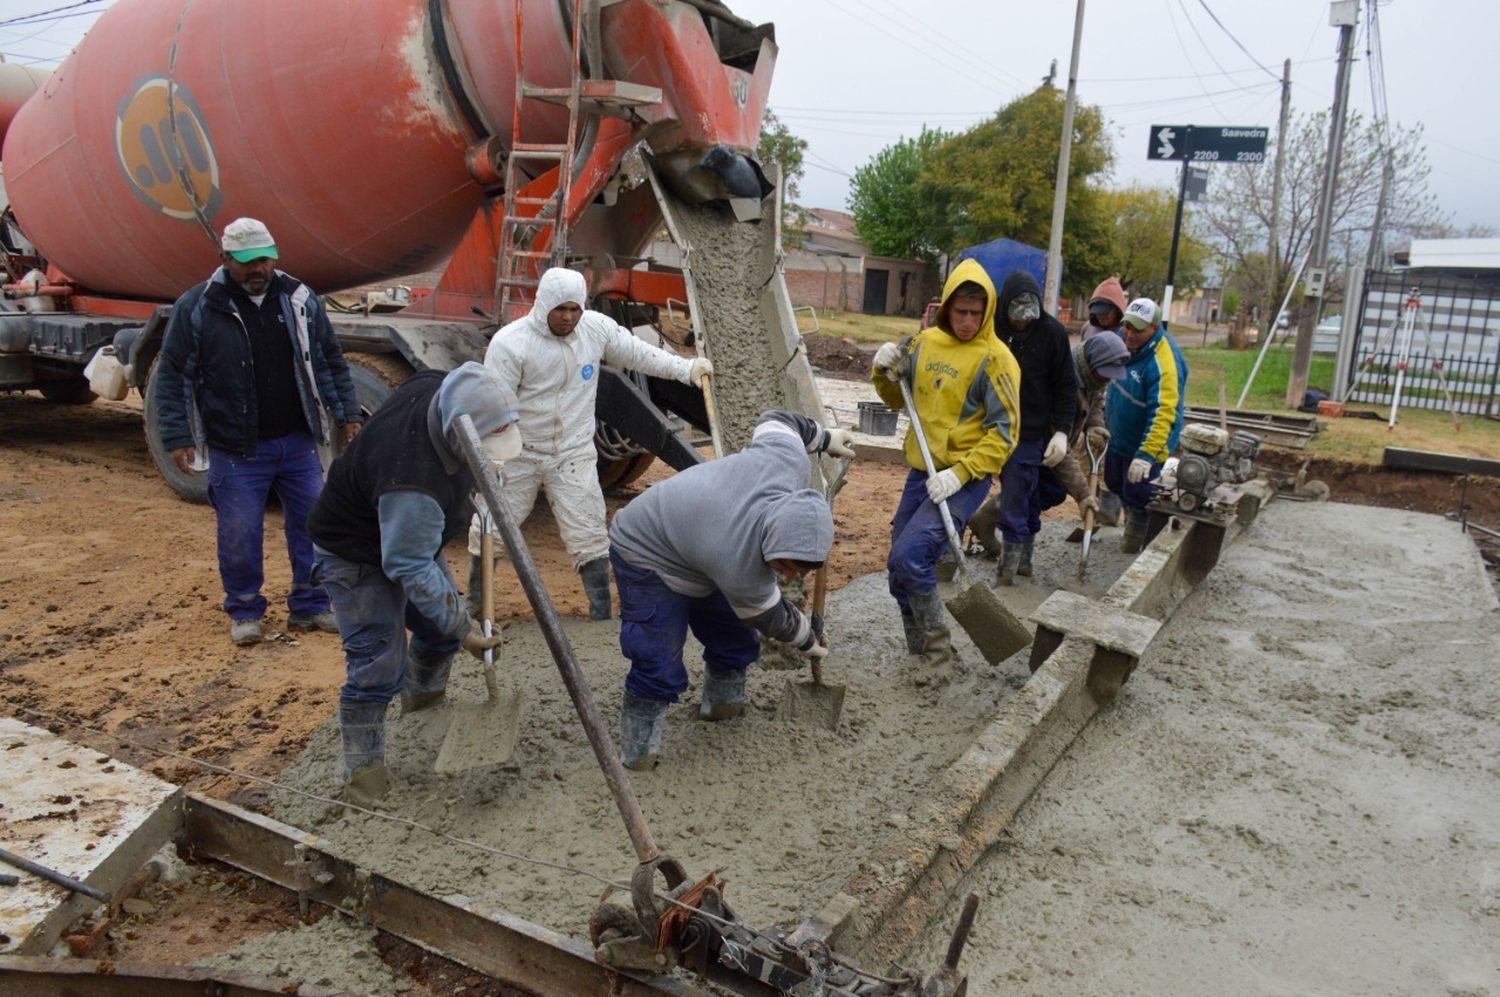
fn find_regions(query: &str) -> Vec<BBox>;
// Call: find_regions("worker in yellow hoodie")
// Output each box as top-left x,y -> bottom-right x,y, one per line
871,260 -> 1021,677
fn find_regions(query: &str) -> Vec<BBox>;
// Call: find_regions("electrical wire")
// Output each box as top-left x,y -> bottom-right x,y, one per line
0,0 -> 106,28
1194,0 -> 1281,81
1162,0 -> 1229,118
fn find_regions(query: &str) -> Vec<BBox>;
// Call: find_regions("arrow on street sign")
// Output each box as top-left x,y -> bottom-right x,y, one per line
1155,127 -> 1176,159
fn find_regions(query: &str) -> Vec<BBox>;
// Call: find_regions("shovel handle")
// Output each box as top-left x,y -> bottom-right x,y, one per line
896,377 -> 968,569
700,372 -> 725,458
478,515 -> 496,664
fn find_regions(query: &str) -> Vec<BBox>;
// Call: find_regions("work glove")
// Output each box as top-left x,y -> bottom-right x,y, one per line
925,468 -> 962,505
1085,426 -> 1110,449
462,624 -> 504,661
688,357 -> 714,383
1042,431 -> 1069,467
824,428 -> 856,459
873,341 -> 902,375
1127,457 -> 1153,485
795,632 -> 830,662
1078,495 -> 1100,516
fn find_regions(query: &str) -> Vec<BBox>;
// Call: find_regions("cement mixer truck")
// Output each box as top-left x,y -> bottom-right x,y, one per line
0,0 -> 824,501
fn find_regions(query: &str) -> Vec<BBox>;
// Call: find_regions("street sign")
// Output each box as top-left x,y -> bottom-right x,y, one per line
1147,125 -> 1269,163
1184,164 -> 1209,203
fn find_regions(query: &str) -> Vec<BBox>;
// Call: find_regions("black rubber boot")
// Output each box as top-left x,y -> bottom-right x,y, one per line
907,590 -> 956,685
400,644 -> 454,714
1017,540 -> 1035,577
580,557 -> 612,621
900,611 -> 924,654
996,543 -> 1022,586
698,667 -> 747,721
620,693 -> 668,771
967,497 -> 1003,557
1121,508 -> 1150,554
1097,490 -> 1123,527
338,700 -> 390,807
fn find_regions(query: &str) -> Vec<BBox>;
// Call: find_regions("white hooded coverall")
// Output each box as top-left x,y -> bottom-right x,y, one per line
475,268 -> 694,568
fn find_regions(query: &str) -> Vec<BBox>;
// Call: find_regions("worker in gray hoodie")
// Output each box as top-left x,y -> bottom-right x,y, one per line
307,362 -> 513,805
607,411 -> 855,770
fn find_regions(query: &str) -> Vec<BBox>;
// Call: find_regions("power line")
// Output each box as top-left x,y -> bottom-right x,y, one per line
1194,0 -> 1281,81
0,0 -> 106,28
1162,0 -> 1230,118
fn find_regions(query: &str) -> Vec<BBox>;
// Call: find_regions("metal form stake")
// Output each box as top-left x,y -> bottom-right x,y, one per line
454,416 -> 661,866
1043,0 -> 1086,316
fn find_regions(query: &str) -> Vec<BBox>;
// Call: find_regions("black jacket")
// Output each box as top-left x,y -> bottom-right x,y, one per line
993,271 -> 1077,443
154,268 -> 360,457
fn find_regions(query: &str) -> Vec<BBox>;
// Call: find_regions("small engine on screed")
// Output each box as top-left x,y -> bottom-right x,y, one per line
1163,424 -> 1263,514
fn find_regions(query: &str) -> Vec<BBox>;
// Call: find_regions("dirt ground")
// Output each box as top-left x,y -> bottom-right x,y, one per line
3,342 -> 1498,988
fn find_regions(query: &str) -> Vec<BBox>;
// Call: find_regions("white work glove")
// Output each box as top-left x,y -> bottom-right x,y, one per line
1085,425 -> 1110,449
1078,495 -> 1100,515
688,357 -> 714,383
1127,457 -> 1153,485
467,511 -> 484,557
1159,457 -> 1179,491
1042,431 -> 1069,467
873,341 -> 902,374
926,468 -> 962,505
462,624 -> 503,661
824,427 -> 856,459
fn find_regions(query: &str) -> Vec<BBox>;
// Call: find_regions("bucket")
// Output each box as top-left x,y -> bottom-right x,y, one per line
85,346 -> 129,401
857,401 -> 898,436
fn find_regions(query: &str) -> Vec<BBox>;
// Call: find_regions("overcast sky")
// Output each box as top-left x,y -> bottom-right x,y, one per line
6,0 -> 1496,231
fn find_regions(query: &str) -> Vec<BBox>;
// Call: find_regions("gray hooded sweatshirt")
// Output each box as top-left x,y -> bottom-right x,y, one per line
609,411 -> 836,646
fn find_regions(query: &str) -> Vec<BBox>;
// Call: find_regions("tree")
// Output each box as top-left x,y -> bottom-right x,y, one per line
758,109 -> 808,246
916,85 -> 1115,296
847,128 -> 951,262
1198,109 -> 1445,326
1098,183 -> 1209,299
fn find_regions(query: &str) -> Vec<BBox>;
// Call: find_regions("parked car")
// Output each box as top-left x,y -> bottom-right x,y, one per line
1312,315 -> 1341,355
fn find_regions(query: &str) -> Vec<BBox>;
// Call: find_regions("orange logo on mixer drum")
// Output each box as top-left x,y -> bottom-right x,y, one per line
115,75 -> 223,221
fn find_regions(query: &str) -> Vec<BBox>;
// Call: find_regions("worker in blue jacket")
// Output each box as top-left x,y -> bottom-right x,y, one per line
1104,298 -> 1188,553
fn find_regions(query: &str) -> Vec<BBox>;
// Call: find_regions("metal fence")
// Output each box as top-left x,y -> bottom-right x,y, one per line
1345,271 -> 1500,418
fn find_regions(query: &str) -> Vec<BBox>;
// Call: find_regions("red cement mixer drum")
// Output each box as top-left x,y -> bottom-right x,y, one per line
0,0 -> 575,301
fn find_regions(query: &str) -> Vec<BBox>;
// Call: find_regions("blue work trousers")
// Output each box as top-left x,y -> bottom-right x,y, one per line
1102,451 -> 1163,512
206,431 -> 327,621
610,549 -> 760,703
886,468 -> 991,612
995,439 -> 1069,544
312,548 -> 463,705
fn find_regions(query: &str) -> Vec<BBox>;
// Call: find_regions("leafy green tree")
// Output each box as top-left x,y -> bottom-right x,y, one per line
847,128 -> 950,262
758,108 -> 809,246
916,85 -> 1114,296
1099,183 -> 1208,299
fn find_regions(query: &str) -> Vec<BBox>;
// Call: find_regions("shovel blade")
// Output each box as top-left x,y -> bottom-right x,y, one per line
945,581 -> 1032,664
776,676 -> 846,731
434,688 -> 523,774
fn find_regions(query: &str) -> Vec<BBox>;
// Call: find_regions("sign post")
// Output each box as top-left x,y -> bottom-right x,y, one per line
1148,124 -> 1268,326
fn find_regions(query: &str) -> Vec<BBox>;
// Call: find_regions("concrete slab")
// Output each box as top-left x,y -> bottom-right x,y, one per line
0,718 -> 181,954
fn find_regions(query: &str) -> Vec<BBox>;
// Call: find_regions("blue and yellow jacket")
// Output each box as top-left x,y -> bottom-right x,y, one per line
1105,326 -> 1188,463
872,259 -> 1021,483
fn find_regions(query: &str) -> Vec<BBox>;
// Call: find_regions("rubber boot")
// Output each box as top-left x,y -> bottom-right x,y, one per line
1017,539 -> 1035,577
899,611 -> 924,655
967,497 -> 1003,557
580,557 -> 612,621
339,701 -> 390,807
1121,508 -> 1150,555
466,553 -> 485,620
935,552 -> 958,583
907,590 -> 956,685
400,644 -> 454,714
1097,490 -> 1123,527
996,543 -> 1022,586
620,693 -> 668,771
698,667 -> 747,721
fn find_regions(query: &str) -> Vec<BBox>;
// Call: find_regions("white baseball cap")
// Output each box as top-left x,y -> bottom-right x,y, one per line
221,217 -> 278,262
1123,297 -> 1159,331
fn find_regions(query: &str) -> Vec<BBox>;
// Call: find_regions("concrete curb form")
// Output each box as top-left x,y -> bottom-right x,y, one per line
791,481 -> 1275,966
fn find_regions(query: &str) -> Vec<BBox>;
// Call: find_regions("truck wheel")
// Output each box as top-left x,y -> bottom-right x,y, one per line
598,453 -> 656,491
142,355 -> 208,504
345,353 -> 412,420
37,377 -> 97,405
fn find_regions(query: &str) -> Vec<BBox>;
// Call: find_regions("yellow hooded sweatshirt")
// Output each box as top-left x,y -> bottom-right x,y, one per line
872,259 -> 1022,483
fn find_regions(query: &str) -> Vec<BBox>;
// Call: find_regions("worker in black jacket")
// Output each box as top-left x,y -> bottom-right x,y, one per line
985,270 -> 1077,584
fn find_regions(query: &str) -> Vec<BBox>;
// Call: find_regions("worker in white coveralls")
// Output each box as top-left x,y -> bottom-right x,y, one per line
477,267 -> 713,620
606,411 -> 856,770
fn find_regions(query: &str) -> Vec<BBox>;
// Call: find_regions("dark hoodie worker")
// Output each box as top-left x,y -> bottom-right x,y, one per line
871,260 -> 1021,680
306,362 -> 516,805
607,410 -> 851,771
987,271 -> 1078,585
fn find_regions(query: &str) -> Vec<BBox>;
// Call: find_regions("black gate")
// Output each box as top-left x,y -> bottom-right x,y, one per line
1346,271 -> 1500,419
862,268 -> 889,315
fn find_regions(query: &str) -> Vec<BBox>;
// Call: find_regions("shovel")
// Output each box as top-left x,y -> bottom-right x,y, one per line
434,511 -> 523,773
1066,434 -> 1105,546
895,377 -> 1031,664
776,458 -> 851,729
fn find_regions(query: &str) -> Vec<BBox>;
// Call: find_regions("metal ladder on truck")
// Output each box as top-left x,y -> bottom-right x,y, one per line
491,0 -> 586,324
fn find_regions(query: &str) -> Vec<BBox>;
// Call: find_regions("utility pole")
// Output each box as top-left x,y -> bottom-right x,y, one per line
1286,0 -> 1358,409
1366,155 -> 1394,269
1043,0 -> 1086,316
1264,59 -> 1292,342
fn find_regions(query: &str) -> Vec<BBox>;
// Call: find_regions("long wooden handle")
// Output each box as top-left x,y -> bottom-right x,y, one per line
700,372 -> 725,458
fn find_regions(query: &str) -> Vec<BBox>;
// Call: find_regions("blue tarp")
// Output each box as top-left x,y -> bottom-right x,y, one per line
956,238 -> 1048,292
